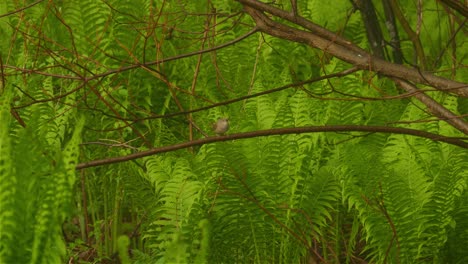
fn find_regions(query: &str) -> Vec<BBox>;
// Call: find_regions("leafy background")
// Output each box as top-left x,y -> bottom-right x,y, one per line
0,0 -> 467,263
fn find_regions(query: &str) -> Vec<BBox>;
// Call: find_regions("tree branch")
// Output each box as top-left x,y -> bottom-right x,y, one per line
236,0 -> 468,97
353,0 -> 386,59
382,0 -> 404,64
388,0 -> 427,69
392,79 -> 468,134
236,2 -> 468,134
76,125 -> 467,170
438,0 -> 468,17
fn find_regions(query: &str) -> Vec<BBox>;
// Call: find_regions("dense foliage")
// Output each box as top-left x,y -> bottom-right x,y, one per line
0,0 -> 467,263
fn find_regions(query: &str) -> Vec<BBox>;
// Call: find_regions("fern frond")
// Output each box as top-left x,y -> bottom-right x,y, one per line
31,116 -> 83,263
420,147 -> 467,261
144,156 -> 203,261
0,89 -> 16,263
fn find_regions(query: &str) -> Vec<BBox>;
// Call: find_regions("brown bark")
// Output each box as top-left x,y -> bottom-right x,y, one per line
236,0 -> 468,97
235,0 -> 468,134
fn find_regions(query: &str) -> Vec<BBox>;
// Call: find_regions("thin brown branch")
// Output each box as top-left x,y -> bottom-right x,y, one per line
227,171 -> 312,248
378,184 -> 401,264
73,68 -> 360,134
126,68 -> 359,123
76,125 -> 468,170
0,0 -> 45,19
189,9 -> 212,144
6,28 -> 259,109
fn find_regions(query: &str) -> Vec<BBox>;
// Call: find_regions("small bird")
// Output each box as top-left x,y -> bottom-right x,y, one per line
212,118 -> 229,135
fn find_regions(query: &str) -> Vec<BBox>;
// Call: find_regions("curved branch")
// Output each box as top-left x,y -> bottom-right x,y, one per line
76,125 -> 467,170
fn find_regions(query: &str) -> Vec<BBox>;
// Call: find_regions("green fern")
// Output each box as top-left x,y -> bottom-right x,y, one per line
144,155 -> 204,262
0,89 -> 16,263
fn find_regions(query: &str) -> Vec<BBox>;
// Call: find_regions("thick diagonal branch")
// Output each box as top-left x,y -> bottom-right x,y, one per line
392,79 -> 468,134
236,0 -> 468,97
239,4 -> 468,134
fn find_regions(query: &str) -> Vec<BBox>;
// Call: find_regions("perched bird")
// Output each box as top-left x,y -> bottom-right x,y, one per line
212,118 -> 229,135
